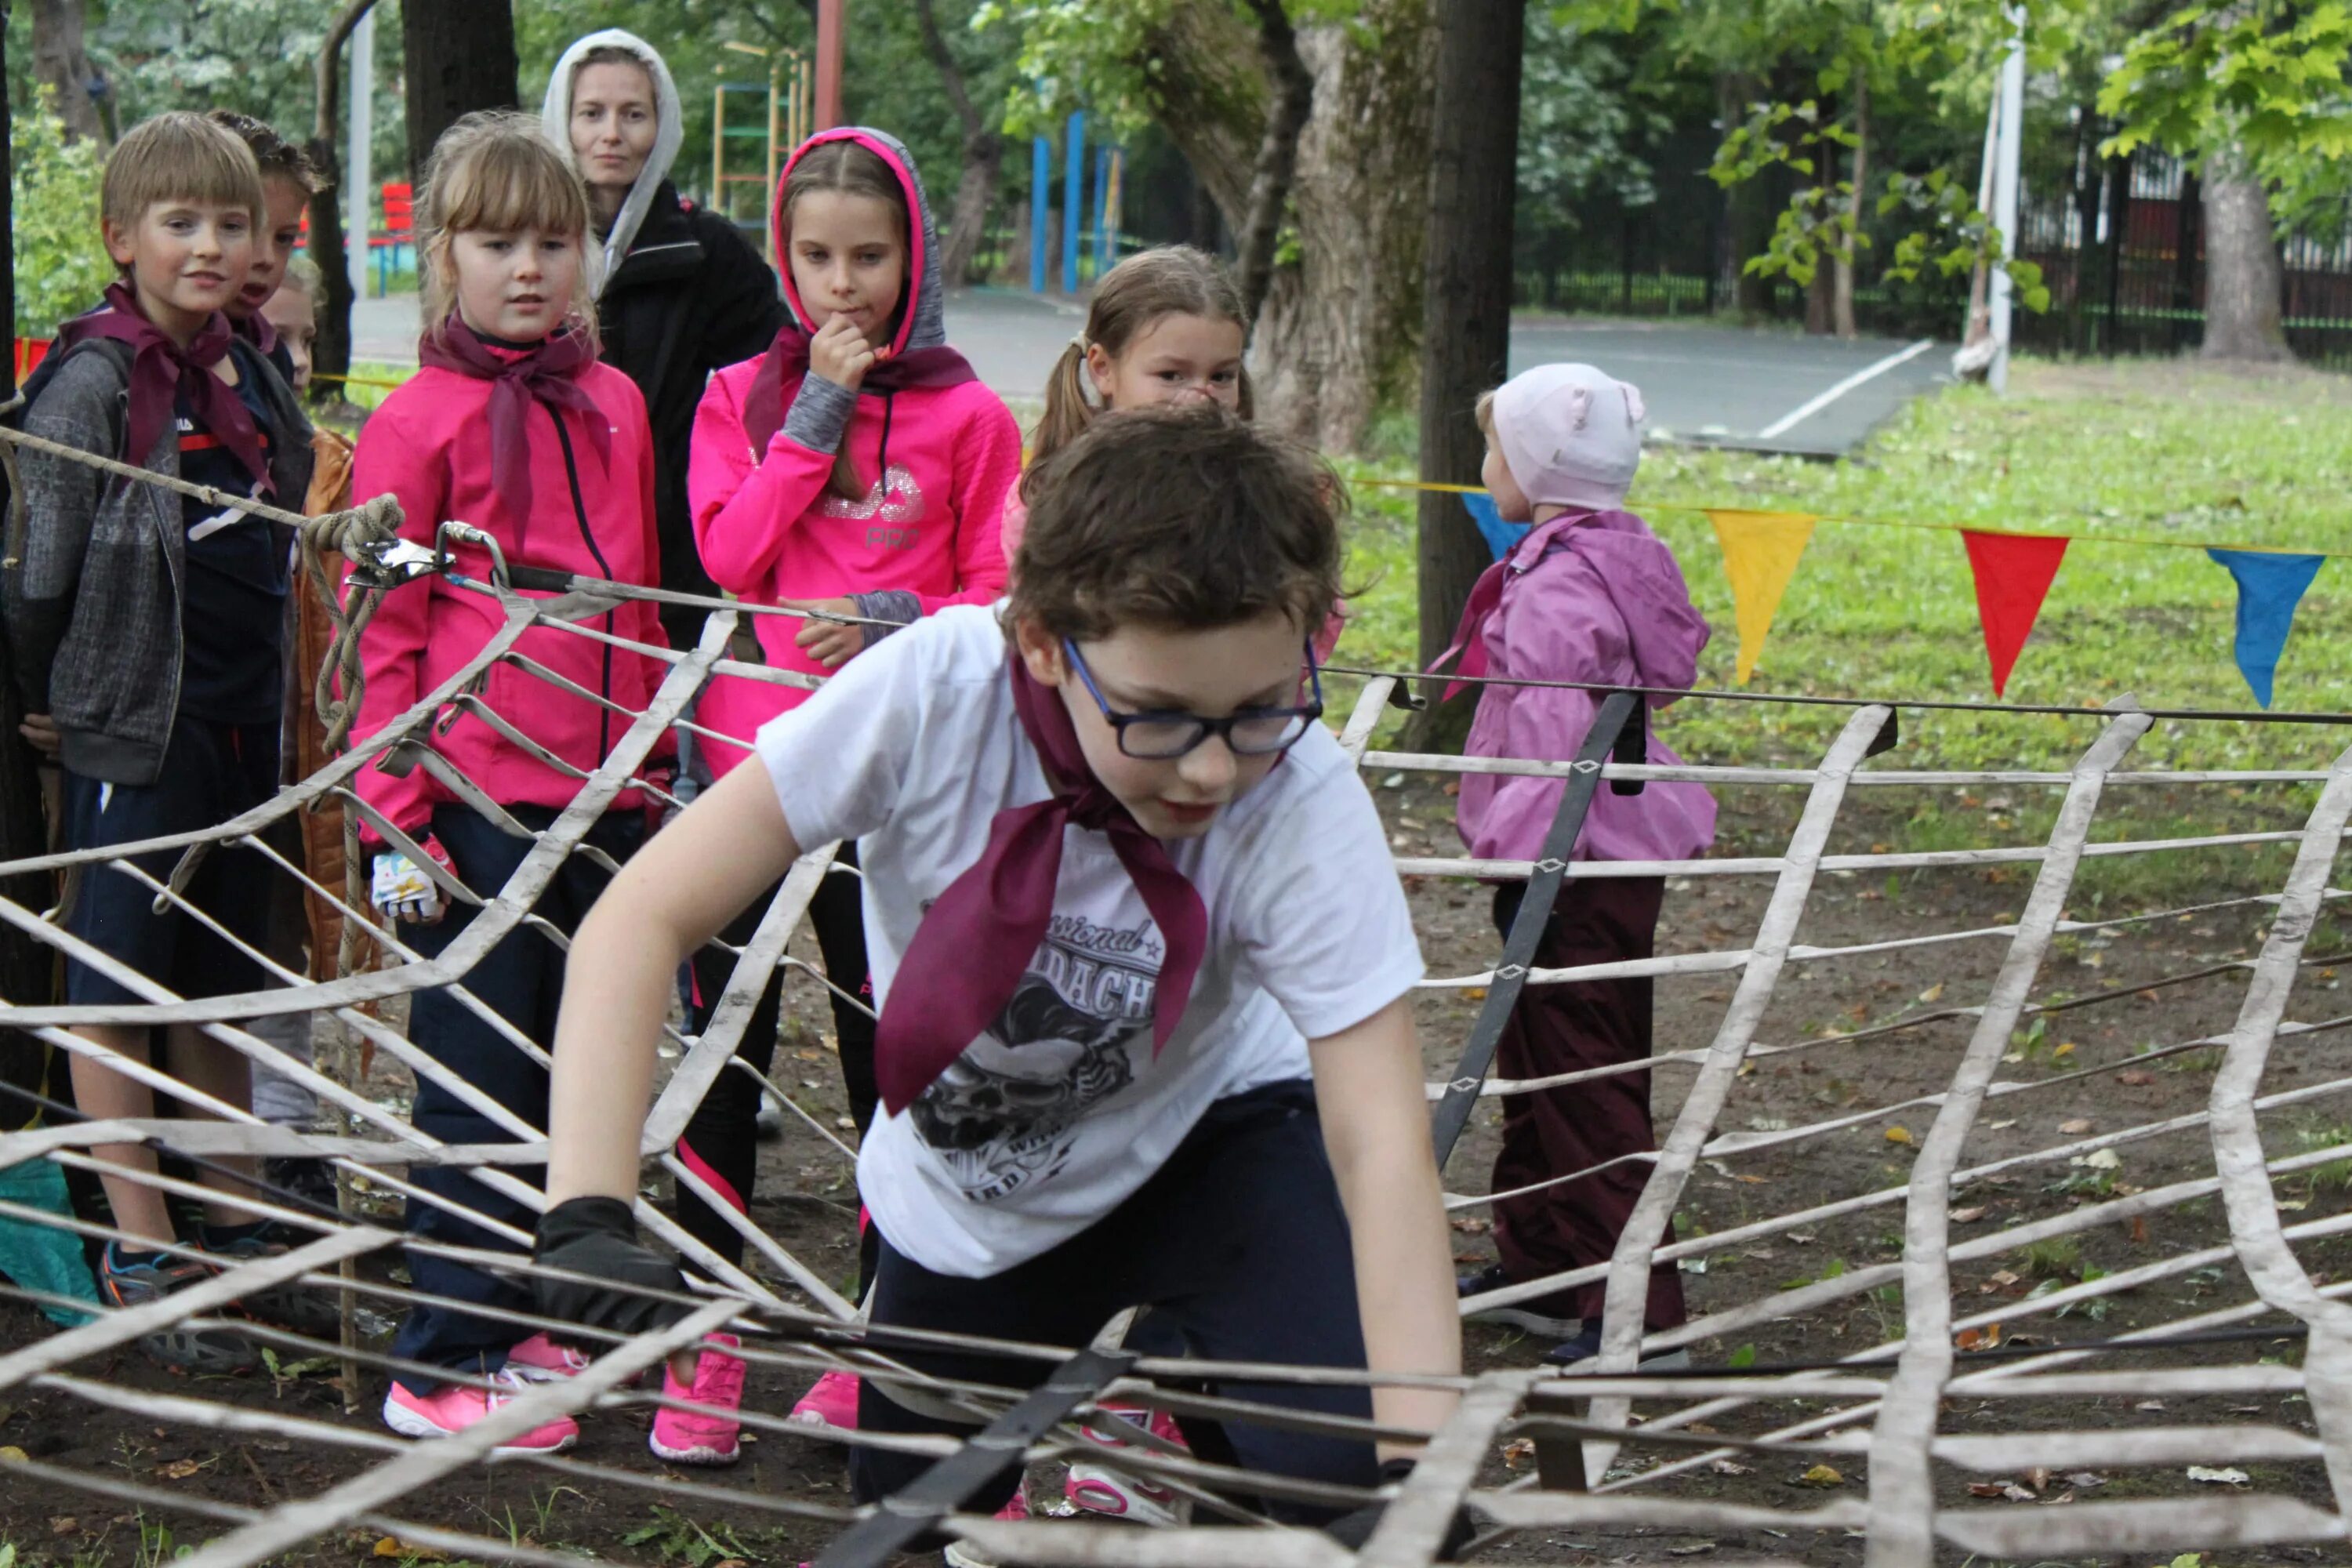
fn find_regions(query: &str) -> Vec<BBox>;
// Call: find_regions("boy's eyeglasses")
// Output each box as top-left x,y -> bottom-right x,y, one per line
1062,638 -> 1325,760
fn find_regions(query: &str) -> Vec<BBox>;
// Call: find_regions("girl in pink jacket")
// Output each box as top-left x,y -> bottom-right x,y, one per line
681,127 -> 1020,1431
1442,363 -> 1716,1370
350,114 -> 710,1456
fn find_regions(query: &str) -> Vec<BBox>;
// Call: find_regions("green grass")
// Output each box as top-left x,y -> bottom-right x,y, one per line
1335,357 -> 2352,776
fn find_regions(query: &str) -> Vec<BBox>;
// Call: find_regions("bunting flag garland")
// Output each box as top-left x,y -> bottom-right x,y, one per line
2205,549 -> 2326,708
1705,510 -> 1818,685
1961,531 -> 2070,697
1461,491 -> 1530,561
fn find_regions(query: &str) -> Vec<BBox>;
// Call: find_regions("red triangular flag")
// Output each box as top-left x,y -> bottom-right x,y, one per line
1961,531 -> 2069,697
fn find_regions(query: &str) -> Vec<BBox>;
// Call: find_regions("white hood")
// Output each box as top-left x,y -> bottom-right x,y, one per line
541,28 -> 684,299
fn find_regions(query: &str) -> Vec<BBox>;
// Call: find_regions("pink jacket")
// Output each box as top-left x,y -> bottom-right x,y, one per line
689,129 -> 1019,774
350,358 -> 671,840
1454,510 -> 1717,866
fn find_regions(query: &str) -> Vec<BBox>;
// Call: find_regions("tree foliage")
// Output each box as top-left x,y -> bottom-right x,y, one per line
11,85 -> 111,337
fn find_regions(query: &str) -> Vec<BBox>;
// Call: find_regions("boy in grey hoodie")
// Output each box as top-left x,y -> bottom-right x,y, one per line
2,112 -> 318,1370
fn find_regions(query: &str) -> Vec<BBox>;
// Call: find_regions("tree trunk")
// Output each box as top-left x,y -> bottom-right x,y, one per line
1720,71 -> 1771,316
2198,147 -> 2292,363
912,0 -> 1004,289
401,0 -> 518,187
1832,74 -> 1866,340
1135,0 -> 1434,453
30,0 -> 103,143
309,0 -> 378,396
1231,0 -> 1314,327
1412,0 -> 1526,739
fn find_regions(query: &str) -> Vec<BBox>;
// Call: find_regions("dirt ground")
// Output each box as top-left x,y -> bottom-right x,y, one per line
4,770 -> 2349,1567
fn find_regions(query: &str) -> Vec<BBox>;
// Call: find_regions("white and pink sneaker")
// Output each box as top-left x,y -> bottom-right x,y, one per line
942,1483 -> 1029,1568
1066,1403 -> 1188,1528
504,1331 -> 591,1381
383,1368 -> 579,1451
789,1367 -> 860,1429
650,1333 -> 748,1466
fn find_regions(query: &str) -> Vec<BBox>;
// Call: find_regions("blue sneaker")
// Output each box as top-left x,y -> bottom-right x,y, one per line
1543,1323 -> 1693,1370
100,1243 -> 257,1374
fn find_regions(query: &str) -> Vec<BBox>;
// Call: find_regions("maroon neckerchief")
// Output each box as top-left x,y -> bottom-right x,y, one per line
230,309 -> 278,356
416,314 -> 609,532
872,656 -> 1210,1115
57,282 -> 270,492
740,321 -> 977,452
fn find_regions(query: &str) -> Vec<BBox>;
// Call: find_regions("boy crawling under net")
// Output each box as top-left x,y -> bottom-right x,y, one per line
532,407 -> 1465,1551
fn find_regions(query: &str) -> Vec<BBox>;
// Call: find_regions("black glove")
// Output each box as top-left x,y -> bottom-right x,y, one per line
1321,1458 -> 1475,1560
532,1196 -> 692,1345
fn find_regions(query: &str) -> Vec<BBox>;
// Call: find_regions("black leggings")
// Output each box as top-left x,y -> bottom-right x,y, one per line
674,843 -> 877,1276
851,1081 -> 1376,1526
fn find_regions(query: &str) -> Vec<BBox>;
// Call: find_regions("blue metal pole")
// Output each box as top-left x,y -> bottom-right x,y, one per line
1091,143 -> 1112,281
1030,135 -> 1051,295
1062,110 -> 1086,295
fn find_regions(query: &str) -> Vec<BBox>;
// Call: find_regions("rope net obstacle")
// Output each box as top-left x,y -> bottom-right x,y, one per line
2,470 -> 2350,1568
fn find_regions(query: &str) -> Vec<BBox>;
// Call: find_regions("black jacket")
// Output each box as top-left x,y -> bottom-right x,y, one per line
597,181 -> 789,613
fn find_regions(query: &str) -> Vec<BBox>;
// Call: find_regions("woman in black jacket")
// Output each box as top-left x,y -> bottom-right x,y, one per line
543,30 -> 789,653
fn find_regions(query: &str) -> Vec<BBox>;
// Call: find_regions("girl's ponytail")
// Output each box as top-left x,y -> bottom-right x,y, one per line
1031,336 -> 1098,474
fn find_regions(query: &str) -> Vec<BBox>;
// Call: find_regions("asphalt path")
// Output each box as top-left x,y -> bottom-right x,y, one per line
353,285 -> 1949,456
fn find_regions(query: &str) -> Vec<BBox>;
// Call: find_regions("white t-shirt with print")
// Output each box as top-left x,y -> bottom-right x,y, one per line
755,604 -> 1425,1279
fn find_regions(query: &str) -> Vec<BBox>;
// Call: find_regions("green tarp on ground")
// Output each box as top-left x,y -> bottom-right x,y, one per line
0,1156 -> 99,1325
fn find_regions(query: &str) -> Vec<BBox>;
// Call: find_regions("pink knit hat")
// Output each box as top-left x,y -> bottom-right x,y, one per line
1493,362 -> 1647,510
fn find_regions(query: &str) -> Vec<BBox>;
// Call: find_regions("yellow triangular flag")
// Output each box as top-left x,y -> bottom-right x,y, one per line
1706,509 -> 1818,684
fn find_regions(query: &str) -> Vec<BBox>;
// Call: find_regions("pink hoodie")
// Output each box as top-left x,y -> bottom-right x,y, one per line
1454,510 -> 1717,866
350,355 -> 672,839
689,128 -> 1019,774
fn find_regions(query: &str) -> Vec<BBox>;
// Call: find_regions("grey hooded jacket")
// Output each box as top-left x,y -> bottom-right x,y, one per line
2,338 -> 314,784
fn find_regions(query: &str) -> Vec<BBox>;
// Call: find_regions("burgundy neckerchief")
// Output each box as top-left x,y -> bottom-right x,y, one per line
230,309 -> 278,356
416,314 -> 609,532
739,321 -> 977,452
871,655 -> 1209,1115
57,281 -> 270,492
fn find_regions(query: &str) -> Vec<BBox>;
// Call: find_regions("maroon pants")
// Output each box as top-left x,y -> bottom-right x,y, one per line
1490,875 -> 1685,1330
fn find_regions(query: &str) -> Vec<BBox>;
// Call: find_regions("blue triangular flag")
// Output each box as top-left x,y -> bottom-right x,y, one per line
2206,548 -> 2326,707
1462,491 -> 1530,561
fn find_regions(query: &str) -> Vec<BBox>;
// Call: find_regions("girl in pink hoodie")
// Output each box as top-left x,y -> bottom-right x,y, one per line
681,127 -> 1020,1429
350,113 -> 706,1455
1441,363 -> 1717,1371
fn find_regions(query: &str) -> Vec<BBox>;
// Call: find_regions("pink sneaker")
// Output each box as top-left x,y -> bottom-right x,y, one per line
382,1368 -> 579,1451
789,1367 -> 859,1428
942,1485 -> 1028,1568
650,1333 -> 747,1466
1066,1403 -> 1187,1528
505,1331 -> 590,1381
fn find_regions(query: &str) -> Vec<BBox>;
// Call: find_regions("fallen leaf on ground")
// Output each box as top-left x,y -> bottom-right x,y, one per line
2060,1119 -> 2093,1134
1666,1544 -> 1716,1558
1884,1125 -> 1915,1145
1464,987 -> 1489,1001
155,1458 -> 204,1479
2187,1465 -> 2250,1486
2066,1472 -> 2108,1488
2026,1466 -> 2051,1492
1711,1458 -> 1755,1476
1501,1438 -> 1535,1470
1951,1206 -> 1987,1223
375,1539 -> 452,1561
0,1446 -> 26,1463
1987,1120 -> 2017,1131
2129,1215 -> 2151,1244
2118,1070 -> 2155,1086
49,1519 -> 77,1536
1795,1463 -> 1844,1488
1955,1323 -> 2002,1352
1449,1217 -> 1492,1234
2042,1490 -> 2075,1505
2053,1042 -> 2076,1058
1981,1270 -> 2021,1292
1968,1483 -> 2009,1498
1998,1483 -> 2038,1502
2136,1400 -> 2165,1412
1918,982 -> 1945,1004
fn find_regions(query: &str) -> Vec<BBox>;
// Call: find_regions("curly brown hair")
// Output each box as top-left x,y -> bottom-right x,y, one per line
1008,405 -> 1344,643
205,110 -> 323,194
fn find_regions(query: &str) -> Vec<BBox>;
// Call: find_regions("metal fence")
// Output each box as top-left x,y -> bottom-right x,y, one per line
1514,121 -> 2352,366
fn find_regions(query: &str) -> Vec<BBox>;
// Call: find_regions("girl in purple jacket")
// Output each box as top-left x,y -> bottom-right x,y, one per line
1443,363 -> 1716,1367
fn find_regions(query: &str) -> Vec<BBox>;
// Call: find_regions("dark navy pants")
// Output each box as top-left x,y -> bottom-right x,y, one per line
390,806 -> 642,1392
851,1080 -> 1377,1525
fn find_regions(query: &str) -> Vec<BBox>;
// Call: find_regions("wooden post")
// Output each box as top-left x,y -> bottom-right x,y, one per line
815,0 -> 846,132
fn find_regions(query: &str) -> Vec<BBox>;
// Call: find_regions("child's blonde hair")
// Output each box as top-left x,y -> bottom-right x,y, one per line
417,111 -> 600,352
776,137 -> 911,501
103,112 -> 265,238
1033,246 -> 1254,470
